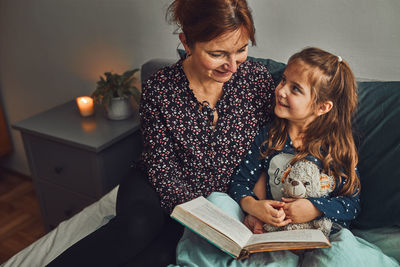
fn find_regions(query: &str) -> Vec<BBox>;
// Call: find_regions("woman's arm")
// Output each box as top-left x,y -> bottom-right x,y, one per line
140,80 -> 203,213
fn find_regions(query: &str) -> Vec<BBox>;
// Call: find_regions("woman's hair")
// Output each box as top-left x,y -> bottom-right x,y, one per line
167,0 -> 255,47
262,47 -> 360,196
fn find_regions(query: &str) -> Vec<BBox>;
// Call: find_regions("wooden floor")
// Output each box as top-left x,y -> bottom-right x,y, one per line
0,168 -> 45,264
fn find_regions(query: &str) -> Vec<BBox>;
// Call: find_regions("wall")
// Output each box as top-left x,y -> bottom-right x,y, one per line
0,0 -> 399,175
250,0 -> 400,81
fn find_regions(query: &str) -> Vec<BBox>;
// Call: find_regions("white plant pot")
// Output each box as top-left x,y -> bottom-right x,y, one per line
106,97 -> 132,120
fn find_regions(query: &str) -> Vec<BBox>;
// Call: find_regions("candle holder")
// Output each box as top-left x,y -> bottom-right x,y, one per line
76,96 -> 94,117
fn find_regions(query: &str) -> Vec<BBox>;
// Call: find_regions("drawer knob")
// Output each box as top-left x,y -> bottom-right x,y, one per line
54,167 -> 63,174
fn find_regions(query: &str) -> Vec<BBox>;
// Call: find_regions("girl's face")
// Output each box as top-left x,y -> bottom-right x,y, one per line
182,27 -> 249,84
274,62 -> 320,129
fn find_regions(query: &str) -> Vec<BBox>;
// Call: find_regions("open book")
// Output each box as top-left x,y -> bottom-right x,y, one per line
171,196 -> 331,260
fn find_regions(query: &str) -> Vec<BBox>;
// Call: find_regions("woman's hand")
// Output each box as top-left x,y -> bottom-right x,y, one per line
240,196 -> 291,227
243,214 -> 264,234
282,198 -> 323,223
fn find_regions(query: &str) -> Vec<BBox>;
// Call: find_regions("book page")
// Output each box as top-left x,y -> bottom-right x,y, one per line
180,197 -> 252,247
246,229 -> 329,246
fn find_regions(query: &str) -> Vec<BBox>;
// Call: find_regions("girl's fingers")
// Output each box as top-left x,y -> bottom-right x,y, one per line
271,209 -> 279,218
276,208 -> 285,217
275,218 -> 292,227
270,201 -> 285,207
270,212 -> 287,224
283,206 -> 290,213
282,197 -> 296,203
267,206 -> 292,224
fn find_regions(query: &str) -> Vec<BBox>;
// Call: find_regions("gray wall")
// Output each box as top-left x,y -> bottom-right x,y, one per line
250,0 -> 400,81
0,0 -> 399,175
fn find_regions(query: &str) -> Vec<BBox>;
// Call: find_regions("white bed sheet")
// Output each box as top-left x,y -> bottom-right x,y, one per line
1,186 -> 118,267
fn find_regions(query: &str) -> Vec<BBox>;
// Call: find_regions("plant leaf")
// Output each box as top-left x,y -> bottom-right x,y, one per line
93,68 -> 140,105
103,92 -> 113,106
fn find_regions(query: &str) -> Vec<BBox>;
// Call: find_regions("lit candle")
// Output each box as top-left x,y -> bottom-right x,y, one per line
76,96 -> 94,117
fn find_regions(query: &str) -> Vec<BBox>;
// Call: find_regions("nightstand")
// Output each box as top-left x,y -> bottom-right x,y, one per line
13,100 -> 142,231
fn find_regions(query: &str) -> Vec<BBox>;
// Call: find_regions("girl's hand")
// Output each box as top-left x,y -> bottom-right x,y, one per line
243,214 -> 264,234
282,198 -> 323,223
241,197 -> 291,227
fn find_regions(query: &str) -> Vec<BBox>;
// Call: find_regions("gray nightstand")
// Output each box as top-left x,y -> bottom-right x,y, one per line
13,100 -> 142,231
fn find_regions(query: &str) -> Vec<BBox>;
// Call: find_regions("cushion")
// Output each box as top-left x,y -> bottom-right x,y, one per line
141,58 -> 177,82
352,81 -> 400,229
246,55 -> 286,86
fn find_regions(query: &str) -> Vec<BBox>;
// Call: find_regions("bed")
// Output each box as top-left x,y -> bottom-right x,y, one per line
1,187 -> 117,267
2,57 -> 400,267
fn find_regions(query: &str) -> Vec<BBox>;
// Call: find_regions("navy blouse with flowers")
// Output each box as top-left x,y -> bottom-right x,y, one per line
139,59 -> 275,213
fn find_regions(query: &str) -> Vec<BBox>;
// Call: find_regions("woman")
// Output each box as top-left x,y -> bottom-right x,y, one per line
47,0 -> 275,266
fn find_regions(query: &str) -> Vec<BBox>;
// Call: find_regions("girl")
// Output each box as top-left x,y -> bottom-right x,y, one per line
230,47 -> 361,235
172,47 -> 399,267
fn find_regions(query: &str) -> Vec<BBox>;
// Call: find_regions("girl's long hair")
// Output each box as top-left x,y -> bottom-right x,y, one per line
262,47 -> 360,196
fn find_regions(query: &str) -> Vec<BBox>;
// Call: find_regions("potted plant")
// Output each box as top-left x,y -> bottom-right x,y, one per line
91,69 -> 141,120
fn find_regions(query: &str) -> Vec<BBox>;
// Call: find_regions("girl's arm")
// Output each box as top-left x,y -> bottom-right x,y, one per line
307,178 -> 361,227
253,172 -> 267,200
229,127 -> 268,203
229,127 -> 291,227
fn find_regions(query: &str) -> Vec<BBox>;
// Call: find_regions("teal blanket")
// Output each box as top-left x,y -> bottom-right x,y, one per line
169,192 -> 399,267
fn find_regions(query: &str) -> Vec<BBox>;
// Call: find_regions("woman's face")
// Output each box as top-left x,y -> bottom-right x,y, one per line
183,27 -> 249,84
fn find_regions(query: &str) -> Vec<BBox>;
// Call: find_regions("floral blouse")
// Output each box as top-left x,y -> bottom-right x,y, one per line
139,59 -> 275,213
